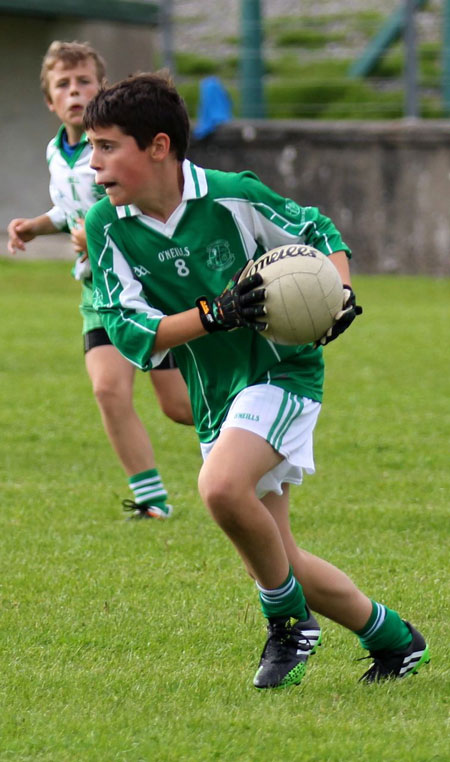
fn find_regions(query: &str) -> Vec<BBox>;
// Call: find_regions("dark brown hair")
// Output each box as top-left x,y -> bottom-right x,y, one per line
83,72 -> 190,161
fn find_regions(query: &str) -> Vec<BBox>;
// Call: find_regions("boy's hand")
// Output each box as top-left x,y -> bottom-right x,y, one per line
196,266 -> 267,333
315,285 -> 363,347
7,218 -> 37,254
71,218 -> 88,260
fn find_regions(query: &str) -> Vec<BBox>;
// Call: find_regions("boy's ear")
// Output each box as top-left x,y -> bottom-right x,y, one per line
46,97 -> 56,113
149,132 -> 171,161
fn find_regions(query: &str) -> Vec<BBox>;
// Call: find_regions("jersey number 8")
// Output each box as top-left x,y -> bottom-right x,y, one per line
174,259 -> 190,277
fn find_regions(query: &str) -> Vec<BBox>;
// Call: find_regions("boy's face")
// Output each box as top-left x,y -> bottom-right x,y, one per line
46,58 -> 100,129
87,126 -> 156,208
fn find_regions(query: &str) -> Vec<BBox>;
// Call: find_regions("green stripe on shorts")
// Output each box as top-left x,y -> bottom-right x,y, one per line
267,391 -> 304,452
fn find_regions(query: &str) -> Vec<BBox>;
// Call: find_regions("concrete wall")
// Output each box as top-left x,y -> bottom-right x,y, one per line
0,14 -> 156,227
188,121 -> 450,276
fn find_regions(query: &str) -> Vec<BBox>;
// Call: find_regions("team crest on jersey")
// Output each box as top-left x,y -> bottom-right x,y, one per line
285,199 -> 302,218
206,240 -> 235,271
92,288 -> 104,309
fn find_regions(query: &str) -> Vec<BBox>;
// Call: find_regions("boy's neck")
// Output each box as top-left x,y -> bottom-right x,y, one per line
139,162 -> 184,222
63,123 -> 85,146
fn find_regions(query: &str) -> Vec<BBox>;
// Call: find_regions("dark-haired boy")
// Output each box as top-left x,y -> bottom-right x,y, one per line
84,72 -> 429,688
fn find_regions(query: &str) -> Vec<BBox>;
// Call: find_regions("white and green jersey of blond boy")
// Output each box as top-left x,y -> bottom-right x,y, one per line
46,125 -> 105,333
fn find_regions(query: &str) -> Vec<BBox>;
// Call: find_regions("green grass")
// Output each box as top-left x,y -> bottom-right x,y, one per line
265,75 -> 406,119
175,52 -> 221,77
272,28 -> 347,50
178,47 -> 444,121
0,259 -> 448,761
371,41 -> 442,80
265,11 -> 384,38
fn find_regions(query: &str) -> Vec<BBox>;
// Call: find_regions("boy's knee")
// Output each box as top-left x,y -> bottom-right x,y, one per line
91,379 -> 129,414
158,397 -> 193,426
199,469 -> 237,513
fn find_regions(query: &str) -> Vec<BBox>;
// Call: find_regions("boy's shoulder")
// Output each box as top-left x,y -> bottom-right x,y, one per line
85,196 -> 118,227
46,124 -> 69,157
46,130 -> 62,160
202,166 -> 263,198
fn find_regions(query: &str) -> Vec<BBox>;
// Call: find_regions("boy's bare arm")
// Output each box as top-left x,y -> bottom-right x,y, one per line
152,271 -> 266,352
153,309 -> 207,352
328,250 -> 352,285
7,214 -> 59,254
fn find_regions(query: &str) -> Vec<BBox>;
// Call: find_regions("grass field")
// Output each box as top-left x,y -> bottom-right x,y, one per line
0,259 -> 448,762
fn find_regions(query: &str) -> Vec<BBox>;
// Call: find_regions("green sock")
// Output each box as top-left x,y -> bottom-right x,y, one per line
129,468 -> 169,510
356,600 -> 412,652
256,567 -> 308,621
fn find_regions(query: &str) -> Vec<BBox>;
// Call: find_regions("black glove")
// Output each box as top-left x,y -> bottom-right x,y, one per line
196,265 -> 267,334
315,285 -> 363,347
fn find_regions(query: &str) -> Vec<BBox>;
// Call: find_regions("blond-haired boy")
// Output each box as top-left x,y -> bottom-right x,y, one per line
7,42 -> 192,520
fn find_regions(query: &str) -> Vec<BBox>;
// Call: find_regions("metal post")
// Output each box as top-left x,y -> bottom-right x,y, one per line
404,0 -> 418,117
444,0 -> 450,115
349,0 -> 427,79
240,0 -> 265,118
161,0 -> 175,74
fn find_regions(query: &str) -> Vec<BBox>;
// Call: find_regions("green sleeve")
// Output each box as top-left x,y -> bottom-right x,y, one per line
237,171 -> 351,257
85,203 -> 167,371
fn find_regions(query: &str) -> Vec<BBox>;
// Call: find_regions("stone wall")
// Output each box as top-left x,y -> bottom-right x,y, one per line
188,120 -> 450,276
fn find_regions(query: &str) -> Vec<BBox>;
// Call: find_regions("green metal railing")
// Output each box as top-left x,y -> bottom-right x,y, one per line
240,0 -> 265,118
348,0 -> 428,78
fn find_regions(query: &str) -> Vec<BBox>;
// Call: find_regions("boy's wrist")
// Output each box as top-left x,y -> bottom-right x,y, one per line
196,297 -> 225,333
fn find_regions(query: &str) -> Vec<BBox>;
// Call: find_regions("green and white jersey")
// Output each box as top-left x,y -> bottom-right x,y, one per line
45,125 -> 105,234
85,161 -> 351,442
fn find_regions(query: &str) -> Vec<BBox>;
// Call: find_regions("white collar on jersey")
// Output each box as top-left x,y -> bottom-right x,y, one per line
116,160 -> 207,221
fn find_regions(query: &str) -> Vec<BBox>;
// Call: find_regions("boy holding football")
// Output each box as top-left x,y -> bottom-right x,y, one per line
7,42 -> 192,521
83,72 -> 429,688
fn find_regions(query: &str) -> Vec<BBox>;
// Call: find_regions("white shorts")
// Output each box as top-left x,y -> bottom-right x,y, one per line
200,384 -> 321,498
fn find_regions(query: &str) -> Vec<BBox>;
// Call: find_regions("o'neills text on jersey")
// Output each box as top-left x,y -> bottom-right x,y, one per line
158,246 -> 190,262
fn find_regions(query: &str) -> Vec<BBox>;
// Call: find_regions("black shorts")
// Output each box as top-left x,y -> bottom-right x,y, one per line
83,328 -> 178,369
83,327 -> 112,353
